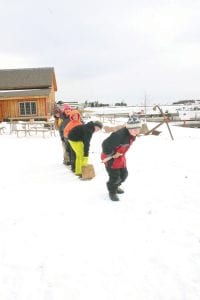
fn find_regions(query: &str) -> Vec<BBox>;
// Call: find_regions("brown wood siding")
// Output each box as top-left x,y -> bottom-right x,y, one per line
0,97 -> 48,119
0,68 -> 57,120
46,87 -> 55,116
0,78 -> 56,120
0,103 -> 3,121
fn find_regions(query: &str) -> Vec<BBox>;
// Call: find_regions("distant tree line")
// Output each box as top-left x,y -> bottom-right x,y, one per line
84,101 -> 109,107
84,100 -> 127,107
173,100 -> 196,105
114,101 -> 127,106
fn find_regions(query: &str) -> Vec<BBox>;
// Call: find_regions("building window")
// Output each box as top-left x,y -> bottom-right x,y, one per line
19,102 -> 37,115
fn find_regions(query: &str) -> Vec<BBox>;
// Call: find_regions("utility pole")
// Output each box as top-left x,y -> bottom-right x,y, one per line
144,92 -> 147,115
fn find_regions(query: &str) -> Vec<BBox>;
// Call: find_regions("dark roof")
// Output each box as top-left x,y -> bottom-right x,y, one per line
0,67 -> 57,91
0,88 -> 51,99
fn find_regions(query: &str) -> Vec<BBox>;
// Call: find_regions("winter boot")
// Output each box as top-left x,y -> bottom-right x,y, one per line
117,187 -> 124,194
109,192 -> 119,201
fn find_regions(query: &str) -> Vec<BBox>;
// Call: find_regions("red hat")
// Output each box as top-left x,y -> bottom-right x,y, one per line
63,104 -> 72,111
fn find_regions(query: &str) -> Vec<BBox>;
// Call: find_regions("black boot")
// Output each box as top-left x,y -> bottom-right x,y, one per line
117,187 -> 124,194
109,192 -> 119,201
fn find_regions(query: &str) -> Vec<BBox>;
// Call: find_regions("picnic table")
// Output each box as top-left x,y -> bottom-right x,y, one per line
10,120 -> 56,138
0,125 -> 6,134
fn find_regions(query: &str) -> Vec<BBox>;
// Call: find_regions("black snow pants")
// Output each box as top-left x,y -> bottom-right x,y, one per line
106,166 -> 128,194
65,138 -> 76,170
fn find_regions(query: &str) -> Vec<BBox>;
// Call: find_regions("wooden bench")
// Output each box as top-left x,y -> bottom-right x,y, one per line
28,128 -> 52,138
0,126 -> 6,134
12,121 -> 56,138
15,129 -> 28,137
15,127 -> 56,138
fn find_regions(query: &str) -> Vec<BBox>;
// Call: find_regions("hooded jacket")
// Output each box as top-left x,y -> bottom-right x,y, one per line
63,110 -> 82,138
101,127 -> 136,169
68,121 -> 96,156
58,112 -> 70,141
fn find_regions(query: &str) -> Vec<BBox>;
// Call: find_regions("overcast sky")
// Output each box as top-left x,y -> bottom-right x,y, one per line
1,0 -> 200,105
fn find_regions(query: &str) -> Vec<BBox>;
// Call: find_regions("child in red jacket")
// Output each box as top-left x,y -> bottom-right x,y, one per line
101,116 -> 141,201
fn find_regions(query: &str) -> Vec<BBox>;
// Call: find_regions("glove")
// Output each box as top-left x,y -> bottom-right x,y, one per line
82,156 -> 88,166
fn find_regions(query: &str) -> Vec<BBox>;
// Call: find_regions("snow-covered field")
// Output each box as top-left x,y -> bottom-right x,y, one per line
0,122 -> 200,300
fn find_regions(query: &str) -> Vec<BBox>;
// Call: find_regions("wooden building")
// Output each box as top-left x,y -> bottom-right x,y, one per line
0,67 -> 57,121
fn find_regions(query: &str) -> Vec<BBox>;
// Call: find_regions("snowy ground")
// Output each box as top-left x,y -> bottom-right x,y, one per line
0,122 -> 200,300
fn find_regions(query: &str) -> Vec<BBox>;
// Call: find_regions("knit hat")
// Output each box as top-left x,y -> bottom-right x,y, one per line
62,104 -> 72,111
93,120 -> 103,129
126,116 -> 141,129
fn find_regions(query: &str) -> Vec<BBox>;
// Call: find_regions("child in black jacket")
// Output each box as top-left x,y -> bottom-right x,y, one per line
68,121 -> 103,176
101,116 -> 141,201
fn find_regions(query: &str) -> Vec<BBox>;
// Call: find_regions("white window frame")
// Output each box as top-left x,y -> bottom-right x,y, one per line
19,101 -> 37,116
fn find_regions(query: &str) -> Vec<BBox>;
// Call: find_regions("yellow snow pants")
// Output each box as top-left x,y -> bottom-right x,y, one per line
68,141 -> 88,175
